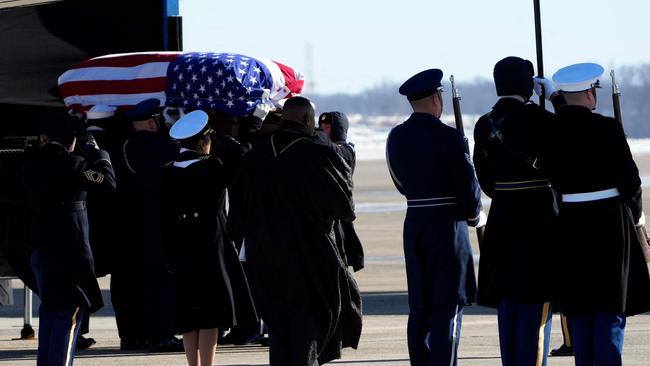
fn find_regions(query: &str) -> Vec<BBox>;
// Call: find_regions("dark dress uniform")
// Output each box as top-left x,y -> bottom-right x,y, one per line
474,97 -> 558,366
547,104 -> 650,365
24,140 -> 115,366
121,129 -> 179,345
110,99 -> 180,349
386,107 -> 482,365
162,149 -> 257,334
229,119 -> 362,366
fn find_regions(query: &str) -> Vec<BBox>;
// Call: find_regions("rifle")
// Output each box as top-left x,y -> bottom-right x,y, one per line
610,70 -> 650,261
611,70 -> 623,125
450,75 -> 485,246
533,0 -> 545,108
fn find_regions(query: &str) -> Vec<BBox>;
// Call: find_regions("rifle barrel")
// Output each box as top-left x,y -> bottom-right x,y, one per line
450,75 -> 465,136
534,0 -> 545,108
611,70 -> 623,125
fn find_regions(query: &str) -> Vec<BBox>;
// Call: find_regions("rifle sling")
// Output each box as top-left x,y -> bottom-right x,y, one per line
483,111 -> 540,170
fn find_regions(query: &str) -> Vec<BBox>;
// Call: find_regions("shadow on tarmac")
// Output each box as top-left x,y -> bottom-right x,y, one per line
361,291 -> 498,316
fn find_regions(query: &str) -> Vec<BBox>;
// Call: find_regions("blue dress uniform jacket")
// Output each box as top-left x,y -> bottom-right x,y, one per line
386,112 -> 482,307
24,143 -> 116,313
546,105 -> 650,316
473,98 -> 559,308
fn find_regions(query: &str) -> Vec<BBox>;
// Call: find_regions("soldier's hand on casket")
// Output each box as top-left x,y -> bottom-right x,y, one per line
252,103 -> 272,120
533,77 -> 556,100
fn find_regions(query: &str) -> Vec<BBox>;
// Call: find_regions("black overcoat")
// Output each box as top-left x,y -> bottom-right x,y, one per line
24,143 -> 115,312
162,149 -> 257,333
547,105 -> 650,316
473,98 -> 559,307
229,122 -> 362,365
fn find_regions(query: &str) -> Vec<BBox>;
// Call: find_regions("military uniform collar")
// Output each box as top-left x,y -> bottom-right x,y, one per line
177,148 -> 205,161
561,104 -> 593,114
408,112 -> 442,124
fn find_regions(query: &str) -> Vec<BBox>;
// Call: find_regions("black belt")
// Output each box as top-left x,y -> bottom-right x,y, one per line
494,179 -> 550,191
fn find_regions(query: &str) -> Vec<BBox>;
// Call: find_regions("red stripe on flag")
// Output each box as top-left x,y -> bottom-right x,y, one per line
68,53 -> 182,69
272,60 -> 304,94
59,77 -> 167,97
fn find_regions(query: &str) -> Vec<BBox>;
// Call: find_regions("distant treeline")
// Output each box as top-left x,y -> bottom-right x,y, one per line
306,63 -> 650,138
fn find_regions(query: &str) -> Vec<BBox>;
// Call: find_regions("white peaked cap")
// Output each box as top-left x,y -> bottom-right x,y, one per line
86,104 -> 117,120
169,110 -> 210,140
552,63 -> 604,92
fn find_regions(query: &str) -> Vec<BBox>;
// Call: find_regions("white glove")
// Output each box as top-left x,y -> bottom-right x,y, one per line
638,212 -> 646,226
253,103 -> 272,120
476,211 -> 488,228
533,77 -> 556,100
468,210 -> 488,228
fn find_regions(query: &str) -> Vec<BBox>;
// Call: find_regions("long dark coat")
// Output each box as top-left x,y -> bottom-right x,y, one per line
314,121 -> 364,272
24,143 -> 115,312
162,149 -> 257,333
473,98 -> 559,308
547,105 -> 650,316
229,122 -> 362,365
386,113 -> 482,309
121,130 -> 179,339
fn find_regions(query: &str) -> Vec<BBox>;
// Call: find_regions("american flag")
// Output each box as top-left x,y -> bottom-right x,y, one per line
58,52 -> 304,116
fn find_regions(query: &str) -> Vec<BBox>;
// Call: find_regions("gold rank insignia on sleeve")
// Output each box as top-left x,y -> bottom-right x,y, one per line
84,170 -> 105,183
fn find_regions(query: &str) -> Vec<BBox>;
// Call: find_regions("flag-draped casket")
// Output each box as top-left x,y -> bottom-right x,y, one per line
58,52 -> 304,116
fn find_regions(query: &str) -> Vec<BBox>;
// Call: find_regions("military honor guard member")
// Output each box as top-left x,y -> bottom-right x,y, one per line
473,56 -> 559,366
537,63 -> 650,366
24,112 -> 115,365
114,98 -> 181,351
164,110 -> 257,366
386,69 -> 483,366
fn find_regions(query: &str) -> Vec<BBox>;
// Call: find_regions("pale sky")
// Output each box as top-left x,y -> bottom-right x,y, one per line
180,0 -> 649,94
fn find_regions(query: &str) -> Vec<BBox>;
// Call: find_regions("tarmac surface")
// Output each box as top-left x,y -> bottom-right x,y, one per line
2,159 -> 650,365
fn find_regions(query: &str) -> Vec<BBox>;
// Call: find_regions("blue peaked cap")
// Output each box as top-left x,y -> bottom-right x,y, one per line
399,69 -> 443,101
125,98 -> 162,122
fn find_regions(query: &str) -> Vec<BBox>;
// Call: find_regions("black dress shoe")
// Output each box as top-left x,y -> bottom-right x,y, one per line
120,339 -> 149,351
76,335 -> 96,350
150,338 -> 184,352
549,344 -> 574,357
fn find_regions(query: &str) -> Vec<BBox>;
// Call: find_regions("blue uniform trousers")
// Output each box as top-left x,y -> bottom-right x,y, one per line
408,304 -> 463,366
497,300 -> 552,366
570,312 -> 625,366
37,306 -> 85,366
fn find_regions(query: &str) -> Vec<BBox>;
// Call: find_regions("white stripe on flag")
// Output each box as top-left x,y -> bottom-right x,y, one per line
58,62 -> 171,84
63,92 -> 166,108
255,57 -> 288,101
